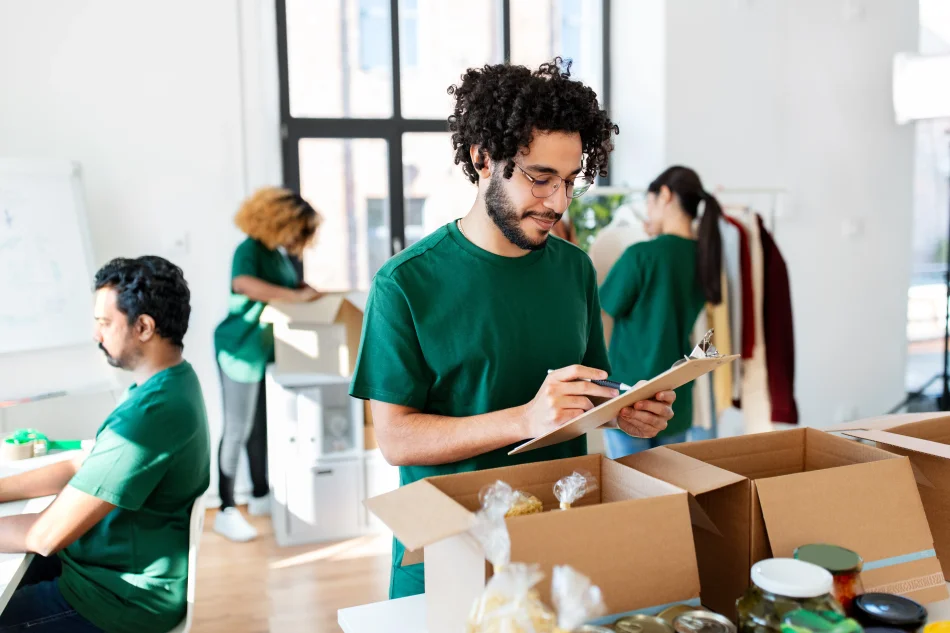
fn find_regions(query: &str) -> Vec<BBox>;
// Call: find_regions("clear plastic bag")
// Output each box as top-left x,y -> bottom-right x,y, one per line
551,565 -> 607,632
479,480 -> 543,518
467,563 -> 556,633
554,471 -> 598,510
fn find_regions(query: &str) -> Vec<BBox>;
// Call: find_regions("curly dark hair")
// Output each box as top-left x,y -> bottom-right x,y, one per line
94,256 -> 191,349
448,57 -> 619,184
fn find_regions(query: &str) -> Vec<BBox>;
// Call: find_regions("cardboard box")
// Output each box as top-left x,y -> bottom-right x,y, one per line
830,412 -> 950,579
366,454 -> 707,633
261,292 -> 366,376
622,428 -> 947,620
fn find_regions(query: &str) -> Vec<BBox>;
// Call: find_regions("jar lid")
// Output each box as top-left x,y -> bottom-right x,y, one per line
750,558 -> 833,598
794,544 -> 863,573
853,593 -> 927,627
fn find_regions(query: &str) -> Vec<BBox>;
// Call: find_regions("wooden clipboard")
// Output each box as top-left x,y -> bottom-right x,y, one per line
508,354 -> 740,455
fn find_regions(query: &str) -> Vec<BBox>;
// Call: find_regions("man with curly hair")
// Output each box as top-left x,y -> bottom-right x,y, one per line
351,59 -> 677,599
0,256 -> 209,632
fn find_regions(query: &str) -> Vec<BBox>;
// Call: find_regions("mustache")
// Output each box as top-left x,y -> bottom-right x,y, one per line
98,342 -> 112,358
524,212 -> 563,222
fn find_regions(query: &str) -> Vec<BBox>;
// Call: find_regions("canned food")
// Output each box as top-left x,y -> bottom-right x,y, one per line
658,605 -> 706,625
574,626 -> 614,633
673,611 -> 737,633
614,614 -> 676,633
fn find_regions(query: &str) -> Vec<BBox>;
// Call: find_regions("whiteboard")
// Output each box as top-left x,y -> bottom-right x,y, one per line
0,159 -> 96,355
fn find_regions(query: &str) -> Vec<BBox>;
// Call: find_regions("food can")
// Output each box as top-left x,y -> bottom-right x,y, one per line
574,626 -> 614,633
613,614 -> 676,633
673,611 -> 737,633
657,605 -> 705,625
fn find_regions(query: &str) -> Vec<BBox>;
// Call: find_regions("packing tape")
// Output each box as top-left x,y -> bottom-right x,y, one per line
864,548 -> 938,572
589,597 -> 703,627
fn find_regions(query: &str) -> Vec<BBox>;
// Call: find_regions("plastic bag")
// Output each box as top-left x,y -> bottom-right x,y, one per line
554,471 -> 598,510
470,506 -> 512,573
467,563 -> 556,633
479,480 -> 544,518
551,565 -> 607,632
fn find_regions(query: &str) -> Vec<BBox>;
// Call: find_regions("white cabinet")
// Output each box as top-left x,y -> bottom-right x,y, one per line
363,450 -> 400,531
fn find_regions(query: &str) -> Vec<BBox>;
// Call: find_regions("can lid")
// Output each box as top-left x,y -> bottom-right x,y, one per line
853,593 -> 928,627
750,558 -> 833,598
794,544 -> 862,573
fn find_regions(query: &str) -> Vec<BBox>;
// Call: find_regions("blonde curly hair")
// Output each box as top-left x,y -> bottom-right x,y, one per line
234,187 -> 322,257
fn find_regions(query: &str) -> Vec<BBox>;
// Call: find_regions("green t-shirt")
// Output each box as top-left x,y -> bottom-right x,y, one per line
214,237 -> 299,383
350,221 -> 610,599
58,361 -> 210,633
599,235 -> 705,437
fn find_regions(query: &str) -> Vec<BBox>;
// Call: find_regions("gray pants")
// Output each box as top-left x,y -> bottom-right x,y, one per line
217,366 -> 268,508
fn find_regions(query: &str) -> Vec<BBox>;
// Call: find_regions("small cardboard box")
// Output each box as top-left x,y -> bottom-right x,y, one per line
365,454 -> 706,633
261,292 -> 371,424
622,428 -> 947,620
830,412 -> 950,579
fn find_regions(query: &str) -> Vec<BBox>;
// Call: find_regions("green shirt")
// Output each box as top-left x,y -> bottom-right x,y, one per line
214,238 -> 299,383
350,221 -> 610,599
599,235 -> 705,437
58,361 -> 210,633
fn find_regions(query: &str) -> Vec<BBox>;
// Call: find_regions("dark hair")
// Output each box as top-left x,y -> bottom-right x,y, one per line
94,256 -> 191,349
648,166 -> 723,304
448,57 -> 619,184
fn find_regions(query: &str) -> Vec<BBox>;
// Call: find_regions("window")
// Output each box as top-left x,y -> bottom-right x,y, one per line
277,0 -> 610,290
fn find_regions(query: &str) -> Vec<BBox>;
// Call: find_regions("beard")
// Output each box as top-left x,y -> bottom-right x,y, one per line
99,342 -> 132,369
485,172 -> 561,252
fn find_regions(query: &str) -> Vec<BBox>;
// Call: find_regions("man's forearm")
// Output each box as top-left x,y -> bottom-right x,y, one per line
0,457 -> 83,504
378,406 -> 528,467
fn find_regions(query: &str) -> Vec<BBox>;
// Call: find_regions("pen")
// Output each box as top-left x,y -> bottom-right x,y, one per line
546,370 -> 632,392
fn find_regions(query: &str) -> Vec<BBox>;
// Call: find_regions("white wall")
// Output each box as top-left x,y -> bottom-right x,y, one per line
612,0 -> 918,427
0,0 -> 282,501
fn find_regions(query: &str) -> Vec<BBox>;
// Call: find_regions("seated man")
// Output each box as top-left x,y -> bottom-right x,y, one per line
0,256 -> 210,633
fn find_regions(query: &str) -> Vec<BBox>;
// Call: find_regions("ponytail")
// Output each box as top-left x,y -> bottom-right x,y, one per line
697,191 -> 723,305
647,165 -> 723,305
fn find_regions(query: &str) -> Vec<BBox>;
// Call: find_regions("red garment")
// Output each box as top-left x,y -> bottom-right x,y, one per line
725,216 -> 755,359
758,216 -> 798,424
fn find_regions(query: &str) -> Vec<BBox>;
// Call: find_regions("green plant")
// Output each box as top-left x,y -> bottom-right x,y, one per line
567,193 -> 628,252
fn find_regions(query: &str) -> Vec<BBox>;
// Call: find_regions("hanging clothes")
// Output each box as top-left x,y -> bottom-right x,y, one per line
707,268 -> 734,415
758,216 -> 798,424
726,210 -> 771,434
718,218 -> 743,408
724,216 -> 755,359
691,310 -> 715,431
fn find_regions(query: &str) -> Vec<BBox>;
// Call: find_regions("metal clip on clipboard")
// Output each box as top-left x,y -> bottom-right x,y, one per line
672,328 -> 720,368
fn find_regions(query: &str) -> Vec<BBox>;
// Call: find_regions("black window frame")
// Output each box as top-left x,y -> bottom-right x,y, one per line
275,0 -> 611,261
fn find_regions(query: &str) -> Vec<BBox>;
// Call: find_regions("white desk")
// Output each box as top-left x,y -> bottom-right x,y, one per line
339,587 -> 950,633
0,452 -> 81,614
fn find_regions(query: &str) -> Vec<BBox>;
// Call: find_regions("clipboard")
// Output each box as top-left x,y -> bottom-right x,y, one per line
509,331 -> 739,456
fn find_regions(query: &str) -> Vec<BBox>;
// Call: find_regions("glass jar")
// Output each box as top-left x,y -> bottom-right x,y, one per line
852,593 -> 928,633
793,544 -> 865,613
737,559 -> 845,633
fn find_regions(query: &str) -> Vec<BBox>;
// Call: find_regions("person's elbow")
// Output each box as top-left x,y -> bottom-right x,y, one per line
375,428 -> 412,467
370,402 -> 416,467
25,524 -> 69,558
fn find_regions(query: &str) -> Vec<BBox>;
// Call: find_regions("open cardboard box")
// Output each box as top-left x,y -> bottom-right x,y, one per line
829,412 -> 950,578
621,428 -> 947,621
365,454 -> 707,633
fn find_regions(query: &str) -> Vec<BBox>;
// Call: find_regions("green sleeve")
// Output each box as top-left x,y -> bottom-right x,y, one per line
349,273 -> 433,409
599,246 -> 642,319
582,262 -> 611,374
68,403 -> 181,510
231,239 -> 260,279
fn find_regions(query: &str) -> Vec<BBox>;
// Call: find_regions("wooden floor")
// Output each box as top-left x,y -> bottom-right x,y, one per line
193,508 -> 391,633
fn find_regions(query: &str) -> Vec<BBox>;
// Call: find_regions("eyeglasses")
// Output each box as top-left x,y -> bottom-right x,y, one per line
513,162 -> 593,200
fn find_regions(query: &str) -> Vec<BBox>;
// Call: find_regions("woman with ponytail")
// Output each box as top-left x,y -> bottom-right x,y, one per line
599,166 -> 723,459
212,187 -> 323,541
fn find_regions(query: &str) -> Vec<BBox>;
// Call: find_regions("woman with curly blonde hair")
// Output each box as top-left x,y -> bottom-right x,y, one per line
213,187 -> 322,542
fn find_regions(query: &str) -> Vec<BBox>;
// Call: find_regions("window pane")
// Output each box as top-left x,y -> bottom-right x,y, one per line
299,138 -> 390,291
398,0 -> 503,119
509,0 -> 604,100
286,0 -> 393,118
403,133 -> 475,246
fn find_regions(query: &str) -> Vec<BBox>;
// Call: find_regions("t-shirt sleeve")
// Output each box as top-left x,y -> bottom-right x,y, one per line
599,246 -> 642,319
231,240 -> 260,279
349,272 -> 432,409
582,262 -> 611,374
68,403 -> 179,511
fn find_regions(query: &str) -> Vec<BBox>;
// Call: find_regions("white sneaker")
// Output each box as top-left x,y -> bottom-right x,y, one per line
247,494 -> 271,517
213,507 -> 258,542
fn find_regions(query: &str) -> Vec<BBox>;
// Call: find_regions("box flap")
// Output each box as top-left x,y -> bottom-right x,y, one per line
509,355 -> 740,455
754,458 -> 938,564
261,292 -> 364,327
620,446 -> 747,496
827,412 -> 950,433
843,429 -> 950,462
363,479 -> 474,551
